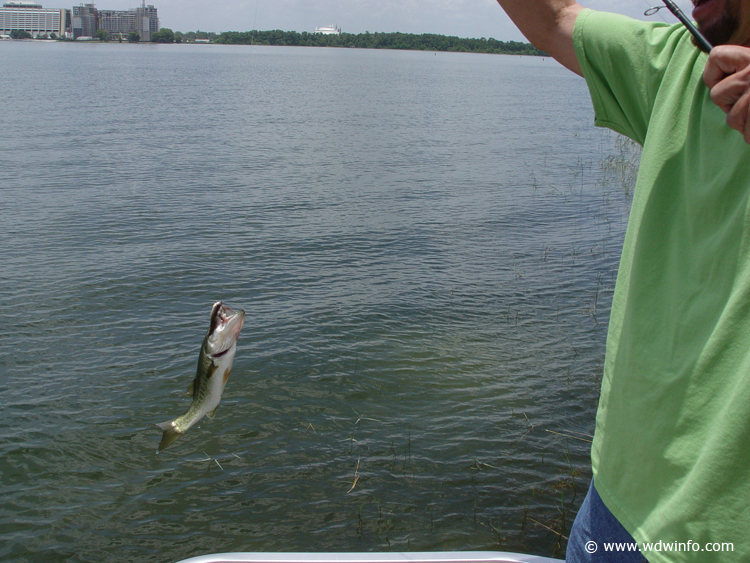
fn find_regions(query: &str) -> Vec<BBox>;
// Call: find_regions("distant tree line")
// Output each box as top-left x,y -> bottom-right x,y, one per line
211,30 -> 547,56
149,29 -> 219,44
7,27 -> 542,54
151,28 -> 175,43
181,30 -> 219,42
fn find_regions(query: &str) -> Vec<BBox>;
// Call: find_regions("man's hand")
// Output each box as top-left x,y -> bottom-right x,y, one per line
704,45 -> 750,144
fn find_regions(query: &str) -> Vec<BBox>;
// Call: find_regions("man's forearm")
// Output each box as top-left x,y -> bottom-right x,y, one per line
495,0 -> 583,75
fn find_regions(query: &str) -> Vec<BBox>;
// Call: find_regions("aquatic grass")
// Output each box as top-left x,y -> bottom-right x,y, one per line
352,408 -> 381,426
185,451 -> 242,472
203,452 -> 224,471
504,407 -> 592,554
545,429 -> 593,443
333,129 -> 633,555
489,516 -> 508,547
527,516 -> 568,541
600,135 -> 642,198
347,457 -> 361,494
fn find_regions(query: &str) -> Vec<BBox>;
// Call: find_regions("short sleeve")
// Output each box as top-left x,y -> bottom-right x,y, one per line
573,9 -> 688,144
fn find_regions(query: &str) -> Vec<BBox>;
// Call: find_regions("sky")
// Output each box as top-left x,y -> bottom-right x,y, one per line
85,0 -> 697,40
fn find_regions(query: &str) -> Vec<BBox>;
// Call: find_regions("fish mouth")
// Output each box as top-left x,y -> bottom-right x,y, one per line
206,301 -> 245,357
212,347 -> 233,359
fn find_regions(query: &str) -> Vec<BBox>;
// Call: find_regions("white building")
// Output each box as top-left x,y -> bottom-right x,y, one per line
0,1 -> 67,37
314,24 -> 340,35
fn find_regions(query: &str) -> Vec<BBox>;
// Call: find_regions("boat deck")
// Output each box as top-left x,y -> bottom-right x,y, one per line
176,551 -> 564,563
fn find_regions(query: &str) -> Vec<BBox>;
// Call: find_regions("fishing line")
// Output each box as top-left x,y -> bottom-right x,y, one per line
251,0 -> 259,47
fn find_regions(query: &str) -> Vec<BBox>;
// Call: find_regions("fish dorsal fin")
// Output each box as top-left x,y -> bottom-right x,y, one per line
187,379 -> 196,396
206,405 -> 219,419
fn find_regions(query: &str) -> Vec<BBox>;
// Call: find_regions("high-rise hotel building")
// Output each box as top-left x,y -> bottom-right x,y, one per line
1,1 -> 159,40
99,3 -> 158,41
0,1 -> 68,37
74,2 -> 159,41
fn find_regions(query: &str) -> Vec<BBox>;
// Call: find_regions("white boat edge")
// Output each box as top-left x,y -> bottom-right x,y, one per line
174,551 -> 564,563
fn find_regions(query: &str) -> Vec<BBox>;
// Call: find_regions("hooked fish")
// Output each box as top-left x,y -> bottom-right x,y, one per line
156,301 -> 245,452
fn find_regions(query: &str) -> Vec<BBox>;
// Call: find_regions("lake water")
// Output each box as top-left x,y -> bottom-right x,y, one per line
0,42 -> 637,562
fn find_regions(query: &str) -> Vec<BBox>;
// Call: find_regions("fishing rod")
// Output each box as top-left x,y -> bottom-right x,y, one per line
645,0 -> 713,53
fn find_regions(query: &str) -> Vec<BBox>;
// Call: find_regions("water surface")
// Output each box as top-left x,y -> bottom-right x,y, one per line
0,42 -> 636,562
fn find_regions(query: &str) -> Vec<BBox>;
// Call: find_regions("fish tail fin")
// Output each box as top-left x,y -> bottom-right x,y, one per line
156,420 -> 183,452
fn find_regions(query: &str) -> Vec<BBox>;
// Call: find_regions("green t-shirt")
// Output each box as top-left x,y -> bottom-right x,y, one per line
574,9 -> 750,562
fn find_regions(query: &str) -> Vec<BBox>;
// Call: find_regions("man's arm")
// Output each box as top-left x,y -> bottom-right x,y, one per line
495,0 -> 584,76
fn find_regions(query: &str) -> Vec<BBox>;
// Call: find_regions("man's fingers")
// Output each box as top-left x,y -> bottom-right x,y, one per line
710,75 -> 750,114
703,44 -> 750,144
704,45 -> 750,89
726,90 -> 750,132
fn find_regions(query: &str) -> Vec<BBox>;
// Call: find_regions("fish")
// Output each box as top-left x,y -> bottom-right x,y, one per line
156,301 -> 245,452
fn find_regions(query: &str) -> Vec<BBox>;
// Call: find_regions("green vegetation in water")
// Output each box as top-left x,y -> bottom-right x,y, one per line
600,135 -> 641,198
211,30 -> 548,56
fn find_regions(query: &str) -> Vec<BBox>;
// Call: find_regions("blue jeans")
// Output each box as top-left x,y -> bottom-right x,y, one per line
566,481 -> 649,563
